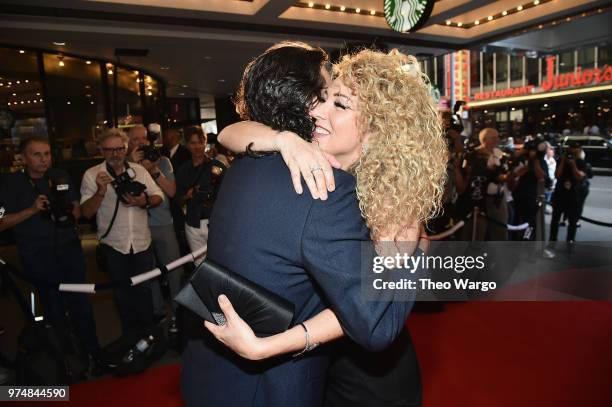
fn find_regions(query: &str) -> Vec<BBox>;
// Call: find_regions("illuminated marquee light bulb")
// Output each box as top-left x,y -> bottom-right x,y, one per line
517,5 -> 523,11
457,22 -> 463,27
502,10 -> 508,16
534,0 -> 540,4
308,2 -> 313,7
488,16 -> 493,21
370,10 -> 376,15
446,20 -> 451,25
325,4 -> 330,9
340,6 -> 345,11
475,20 -> 480,25
355,8 -> 361,13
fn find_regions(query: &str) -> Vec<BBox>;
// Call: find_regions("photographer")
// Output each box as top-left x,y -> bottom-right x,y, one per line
81,128 -> 163,336
175,126 -> 226,262
0,136 -> 99,358
511,137 -> 548,240
549,142 -> 587,243
127,125 -> 183,332
457,128 -> 508,241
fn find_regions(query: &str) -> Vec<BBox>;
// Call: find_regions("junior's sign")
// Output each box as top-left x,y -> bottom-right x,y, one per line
542,56 -> 612,92
473,56 -> 612,101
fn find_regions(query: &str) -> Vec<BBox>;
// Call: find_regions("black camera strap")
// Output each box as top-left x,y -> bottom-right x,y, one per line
100,161 -> 132,239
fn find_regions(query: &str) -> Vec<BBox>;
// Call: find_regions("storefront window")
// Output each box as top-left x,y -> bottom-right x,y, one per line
43,53 -> 105,162
598,44 -> 612,66
143,75 -> 163,128
435,55 -> 445,94
577,47 -> 595,69
559,51 -> 574,73
0,48 -> 47,172
526,56 -> 539,86
510,55 -> 522,82
470,50 -> 481,90
496,53 -> 508,84
115,67 -> 143,127
483,53 -> 494,87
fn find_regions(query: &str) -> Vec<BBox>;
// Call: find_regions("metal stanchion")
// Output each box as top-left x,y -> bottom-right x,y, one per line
471,206 -> 479,242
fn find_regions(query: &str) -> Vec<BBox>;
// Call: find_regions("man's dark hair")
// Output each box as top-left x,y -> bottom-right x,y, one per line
235,41 -> 329,141
20,136 -> 50,153
183,125 -> 207,143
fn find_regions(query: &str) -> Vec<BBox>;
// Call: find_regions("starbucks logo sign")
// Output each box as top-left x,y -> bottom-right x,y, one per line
384,0 -> 435,33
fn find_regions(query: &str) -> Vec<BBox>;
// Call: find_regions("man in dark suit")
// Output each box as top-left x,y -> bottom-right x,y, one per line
161,128 -> 191,170
180,43 -> 414,407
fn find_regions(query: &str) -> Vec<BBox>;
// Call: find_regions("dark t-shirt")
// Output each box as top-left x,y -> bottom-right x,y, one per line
175,159 -> 226,228
0,168 -> 80,251
555,158 -> 588,193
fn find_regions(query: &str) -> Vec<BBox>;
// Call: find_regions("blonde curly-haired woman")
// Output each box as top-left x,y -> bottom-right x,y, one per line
208,49 -> 447,406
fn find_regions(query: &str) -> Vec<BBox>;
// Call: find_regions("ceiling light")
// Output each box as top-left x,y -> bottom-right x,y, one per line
502,10 -> 508,16
203,56 -> 213,60
147,91 -> 153,96
179,92 -> 185,96
340,6 -> 346,11
218,79 -> 226,83
67,101 -> 71,105
517,5 -> 523,11
90,101 -> 94,104
325,4 -> 330,10
39,98 -> 43,102
86,60 -> 91,64
58,56 -> 65,67
580,100 -> 584,104
355,8 -> 361,13
12,93 -> 16,96
25,80 -> 29,83
19,50 -> 25,54
182,84 -> 188,88
457,22 -> 463,27
16,80 -> 20,84
544,104 -> 548,107
53,42 -> 66,46
552,21 -> 556,25
446,20 -> 451,25
511,107 -> 516,110
308,2 -> 313,7
475,20 -> 480,25
20,101 -> 24,104
160,66 -> 170,70
566,17 -> 571,22
538,24 -> 543,29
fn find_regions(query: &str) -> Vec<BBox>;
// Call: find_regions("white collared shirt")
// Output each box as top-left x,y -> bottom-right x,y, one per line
169,143 -> 179,159
81,162 -> 164,254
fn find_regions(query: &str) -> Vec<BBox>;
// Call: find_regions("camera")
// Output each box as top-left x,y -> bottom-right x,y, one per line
138,144 -> 161,163
192,164 -> 225,210
43,179 -> 75,228
111,167 -> 146,204
523,136 -> 547,159
450,100 -> 465,133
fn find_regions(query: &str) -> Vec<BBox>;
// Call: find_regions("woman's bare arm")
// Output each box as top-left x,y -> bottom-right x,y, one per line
218,121 -> 340,200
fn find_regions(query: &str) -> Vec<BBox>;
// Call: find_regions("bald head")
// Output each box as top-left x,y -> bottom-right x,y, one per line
478,128 -> 500,151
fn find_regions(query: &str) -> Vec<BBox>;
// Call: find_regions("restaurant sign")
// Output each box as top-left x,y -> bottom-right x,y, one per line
473,56 -> 612,101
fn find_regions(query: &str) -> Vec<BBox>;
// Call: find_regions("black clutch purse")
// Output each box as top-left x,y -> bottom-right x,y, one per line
174,259 -> 295,337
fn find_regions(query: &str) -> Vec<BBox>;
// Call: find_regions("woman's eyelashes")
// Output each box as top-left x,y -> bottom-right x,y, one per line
334,100 -> 348,110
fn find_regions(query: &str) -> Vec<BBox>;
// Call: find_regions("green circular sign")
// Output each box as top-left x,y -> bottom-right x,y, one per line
384,0 -> 435,33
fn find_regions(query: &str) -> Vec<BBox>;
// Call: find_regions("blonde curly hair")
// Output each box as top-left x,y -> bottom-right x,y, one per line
333,49 -> 447,240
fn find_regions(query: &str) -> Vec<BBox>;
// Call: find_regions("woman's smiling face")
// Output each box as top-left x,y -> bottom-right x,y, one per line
310,77 -> 367,170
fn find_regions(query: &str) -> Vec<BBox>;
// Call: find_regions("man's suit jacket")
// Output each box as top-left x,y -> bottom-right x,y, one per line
161,144 -> 191,171
180,155 -> 413,407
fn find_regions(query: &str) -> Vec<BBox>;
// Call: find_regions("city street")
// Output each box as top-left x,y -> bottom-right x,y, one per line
545,174 -> 612,242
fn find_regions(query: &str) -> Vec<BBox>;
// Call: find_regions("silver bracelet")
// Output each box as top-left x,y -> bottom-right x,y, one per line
292,322 -> 320,357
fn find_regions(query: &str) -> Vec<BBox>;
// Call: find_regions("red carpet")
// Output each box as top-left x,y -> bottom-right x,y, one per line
47,302 -> 611,407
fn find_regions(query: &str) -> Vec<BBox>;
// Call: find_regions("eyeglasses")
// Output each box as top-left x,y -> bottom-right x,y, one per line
102,146 -> 126,154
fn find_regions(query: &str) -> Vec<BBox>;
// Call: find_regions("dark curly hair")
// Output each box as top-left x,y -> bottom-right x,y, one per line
235,41 -> 329,141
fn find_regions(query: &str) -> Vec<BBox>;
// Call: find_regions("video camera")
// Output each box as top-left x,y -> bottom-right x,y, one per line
111,167 -> 146,204
42,178 -> 75,228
